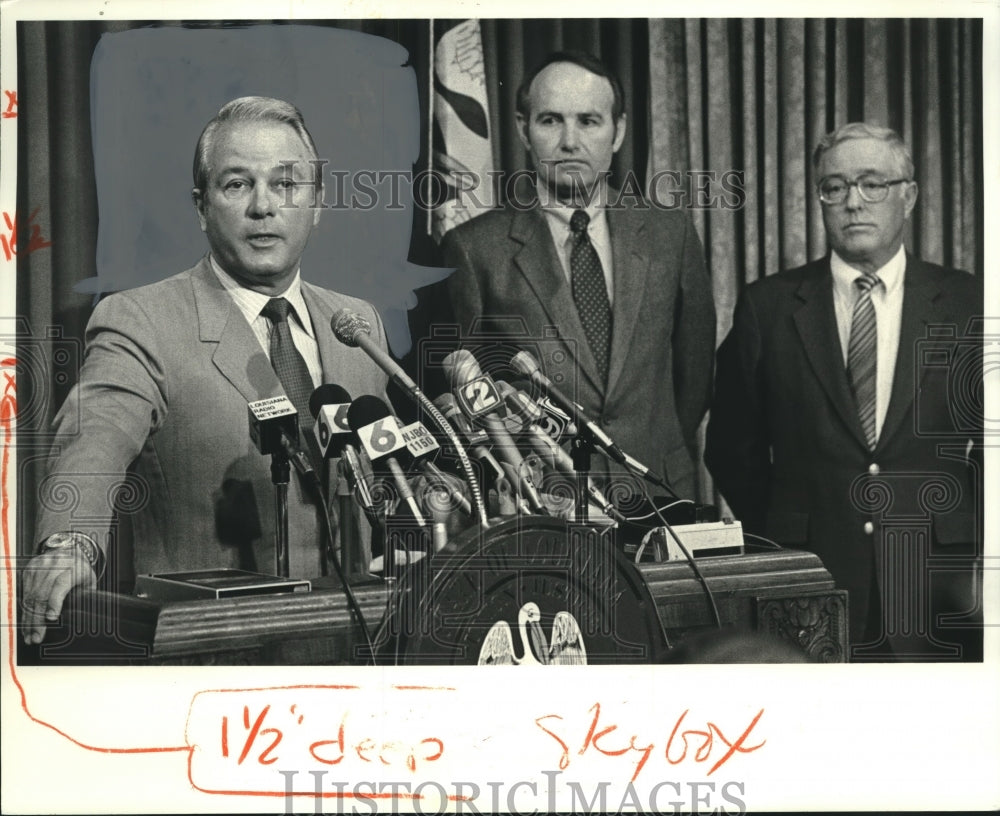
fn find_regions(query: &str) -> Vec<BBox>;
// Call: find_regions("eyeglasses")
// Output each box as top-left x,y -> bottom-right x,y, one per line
817,174 -> 910,205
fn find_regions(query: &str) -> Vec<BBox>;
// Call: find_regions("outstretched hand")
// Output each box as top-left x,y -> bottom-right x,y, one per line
20,549 -> 96,645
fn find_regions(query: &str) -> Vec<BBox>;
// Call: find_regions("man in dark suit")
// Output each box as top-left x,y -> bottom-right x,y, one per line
443,52 -> 715,498
706,122 -> 983,660
21,96 -> 390,644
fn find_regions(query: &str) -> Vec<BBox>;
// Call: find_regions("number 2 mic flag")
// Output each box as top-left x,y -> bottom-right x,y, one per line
430,19 -> 496,242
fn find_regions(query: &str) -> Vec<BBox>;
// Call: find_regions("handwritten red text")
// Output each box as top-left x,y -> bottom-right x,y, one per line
2,208 -> 53,261
218,703 -> 445,773
535,703 -> 766,783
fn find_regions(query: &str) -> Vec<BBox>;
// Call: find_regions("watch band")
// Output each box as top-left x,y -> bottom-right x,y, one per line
39,532 -> 106,579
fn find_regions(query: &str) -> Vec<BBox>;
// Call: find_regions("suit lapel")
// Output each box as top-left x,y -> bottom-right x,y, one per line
509,207 -> 604,392
877,256 -> 939,451
190,257 -> 284,404
300,284 -> 339,383
606,204 -> 648,395
791,259 -> 871,449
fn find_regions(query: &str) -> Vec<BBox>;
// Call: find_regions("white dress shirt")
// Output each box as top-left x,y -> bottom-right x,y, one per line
538,186 -> 615,306
831,245 -> 906,442
210,254 -> 323,388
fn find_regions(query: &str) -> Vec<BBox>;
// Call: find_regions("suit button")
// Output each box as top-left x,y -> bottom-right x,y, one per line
868,463 -> 880,476
863,521 -> 874,535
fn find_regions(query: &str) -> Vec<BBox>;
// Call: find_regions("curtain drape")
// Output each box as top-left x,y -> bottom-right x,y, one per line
13,17 -> 983,550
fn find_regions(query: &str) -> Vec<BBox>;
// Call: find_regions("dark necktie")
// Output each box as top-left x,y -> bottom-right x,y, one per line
847,272 -> 881,450
261,297 -> 325,576
260,297 -> 315,442
569,209 -> 612,382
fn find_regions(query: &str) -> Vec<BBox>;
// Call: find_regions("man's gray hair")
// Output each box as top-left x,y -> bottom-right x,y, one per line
812,122 -> 914,180
192,96 -> 320,191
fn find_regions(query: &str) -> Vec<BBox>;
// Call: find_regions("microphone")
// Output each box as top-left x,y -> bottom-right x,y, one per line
340,443 -> 382,527
400,419 -> 473,518
308,384 -> 383,574
510,350 -> 671,492
307,384 -> 377,510
443,350 -> 546,514
433,393 -> 507,486
497,381 -> 624,523
510,378 -> 578,442
332,309 -> 489,527
247,395 -> 315,478
434,393 -> 529,515
346,395 -> 427,528
309,384 -> 354,459
332,309 -> 421,399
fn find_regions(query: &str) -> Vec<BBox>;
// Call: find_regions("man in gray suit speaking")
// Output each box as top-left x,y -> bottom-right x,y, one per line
21,96 -> 389,644
443,51 -> 715,496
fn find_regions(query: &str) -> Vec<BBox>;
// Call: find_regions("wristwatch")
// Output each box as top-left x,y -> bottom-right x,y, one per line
40,532 -> 105,577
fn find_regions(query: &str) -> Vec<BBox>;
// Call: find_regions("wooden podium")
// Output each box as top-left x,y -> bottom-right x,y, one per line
21,546 -> 848,665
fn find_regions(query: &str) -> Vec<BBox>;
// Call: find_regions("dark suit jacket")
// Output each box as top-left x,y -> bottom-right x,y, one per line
35,257 -> 389,585
706,255 -> 983,648
442,199 -> 716,498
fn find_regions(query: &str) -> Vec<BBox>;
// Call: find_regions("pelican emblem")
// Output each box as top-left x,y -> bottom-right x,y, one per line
477,602 -> 587,665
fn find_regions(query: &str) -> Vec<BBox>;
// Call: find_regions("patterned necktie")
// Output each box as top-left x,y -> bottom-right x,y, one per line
260,297 -> 315,443
847,272 -> 881,450
569,209 -> 612,382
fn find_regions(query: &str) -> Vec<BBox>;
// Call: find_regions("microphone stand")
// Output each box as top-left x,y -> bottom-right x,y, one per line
335,465 -> 356,580
270,451 -> 291,578
570,426 -> 599,525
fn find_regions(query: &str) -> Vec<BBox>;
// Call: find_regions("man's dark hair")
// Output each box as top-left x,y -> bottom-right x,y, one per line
515,51 -> 625,121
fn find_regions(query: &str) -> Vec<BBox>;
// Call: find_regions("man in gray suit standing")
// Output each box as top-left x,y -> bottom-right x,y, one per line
443,52 -> 715,497
21,96 -> 390,644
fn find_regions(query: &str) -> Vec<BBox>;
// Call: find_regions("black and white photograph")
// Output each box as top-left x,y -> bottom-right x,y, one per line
1,2 -> 997,813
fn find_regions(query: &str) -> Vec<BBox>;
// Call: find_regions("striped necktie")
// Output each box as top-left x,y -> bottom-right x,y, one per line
569,209 -> 612,383
847,272 -> 881,450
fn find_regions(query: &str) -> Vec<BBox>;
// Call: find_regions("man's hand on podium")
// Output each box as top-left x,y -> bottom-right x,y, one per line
20,548 -> 97,644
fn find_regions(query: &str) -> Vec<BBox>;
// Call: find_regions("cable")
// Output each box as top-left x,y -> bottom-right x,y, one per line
310,471 -> 378,666
627,470 -> 722,630
741,531 -> 783,550
623,498 -> 696,522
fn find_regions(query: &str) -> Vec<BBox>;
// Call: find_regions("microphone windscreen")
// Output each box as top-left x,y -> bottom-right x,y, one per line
308,383 -> 353,419
332,309 -> 372,348
346,394 -> 393,434
509,350 -> 541,378
433,392 -> 457,412
441,349 -> 482,389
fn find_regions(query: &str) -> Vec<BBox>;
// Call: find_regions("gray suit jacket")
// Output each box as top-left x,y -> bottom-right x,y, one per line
35,257 -> 389,585
442,199 -> 715,497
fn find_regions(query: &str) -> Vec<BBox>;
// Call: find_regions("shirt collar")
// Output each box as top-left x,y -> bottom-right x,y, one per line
536,180 -> 609,232
209,254 -> 315,338
830,245 -> 906,296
